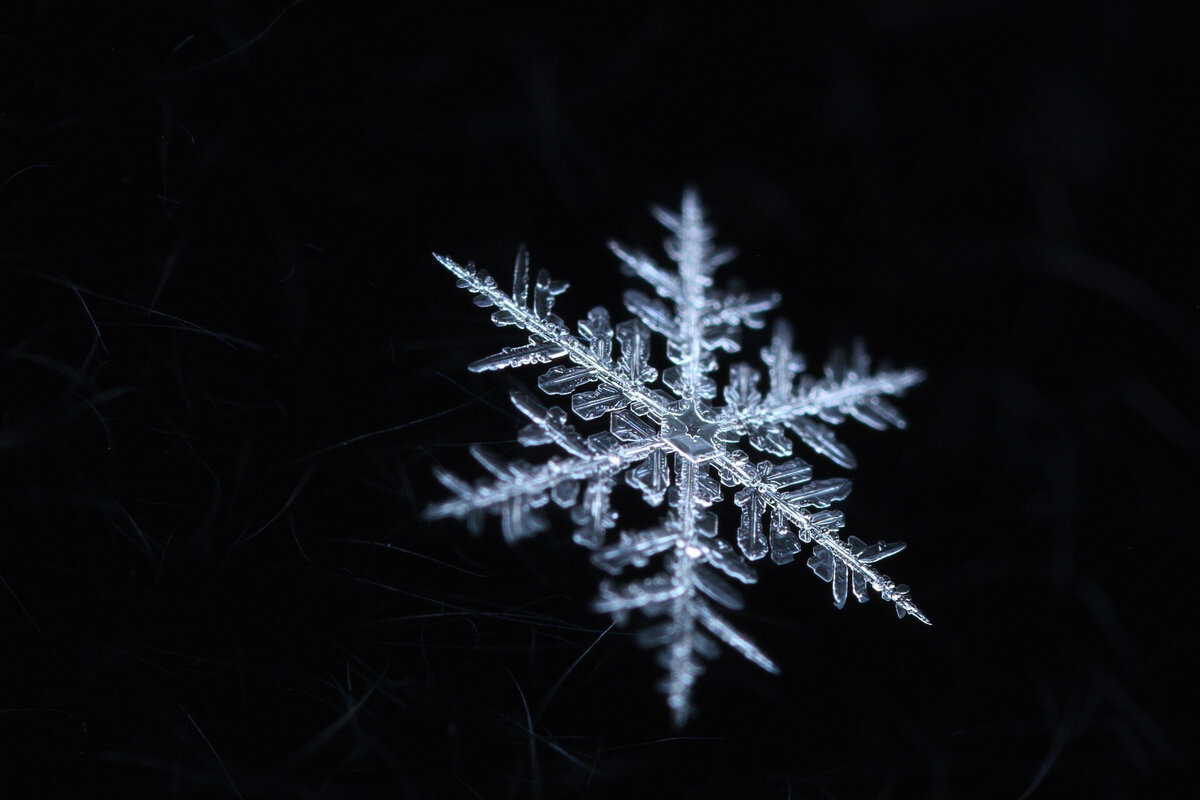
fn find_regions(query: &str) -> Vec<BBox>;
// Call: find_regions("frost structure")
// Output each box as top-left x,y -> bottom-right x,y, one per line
426,190 -> 927,725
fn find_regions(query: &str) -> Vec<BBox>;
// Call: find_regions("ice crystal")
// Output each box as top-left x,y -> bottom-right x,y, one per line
426,190 -> 928,725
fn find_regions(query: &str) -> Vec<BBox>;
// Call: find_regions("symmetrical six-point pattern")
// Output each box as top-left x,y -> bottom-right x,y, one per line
426,191 -> 927,725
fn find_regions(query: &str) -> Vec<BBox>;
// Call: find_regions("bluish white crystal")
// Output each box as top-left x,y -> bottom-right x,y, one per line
426,190 -> 927,726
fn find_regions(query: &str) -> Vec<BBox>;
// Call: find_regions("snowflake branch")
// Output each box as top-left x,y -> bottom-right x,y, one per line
718,367 -> 925,434
668,189 -> 716,404
424,438 -> 663,522
709,449 -> 930,624
434,253 -> 674,421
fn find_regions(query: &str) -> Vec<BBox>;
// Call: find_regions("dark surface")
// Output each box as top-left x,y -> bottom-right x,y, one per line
1,2 -> 1196,797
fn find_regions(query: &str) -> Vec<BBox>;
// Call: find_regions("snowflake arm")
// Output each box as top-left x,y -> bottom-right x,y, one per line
716,326 -> 926,468
593,456 -> 779,726
710,448 -> 929,623
424,390 -> 665,546
432,251 -> 672,420
427,189 -> 928,725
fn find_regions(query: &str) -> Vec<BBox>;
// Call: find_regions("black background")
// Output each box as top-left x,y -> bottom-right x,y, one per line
2,2 -> 1197,798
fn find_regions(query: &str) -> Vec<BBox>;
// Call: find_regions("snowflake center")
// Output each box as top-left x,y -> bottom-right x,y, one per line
662,404 -> 722,463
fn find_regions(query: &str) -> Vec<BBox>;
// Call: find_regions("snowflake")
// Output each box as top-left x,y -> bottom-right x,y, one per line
425,190 -> 928,725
